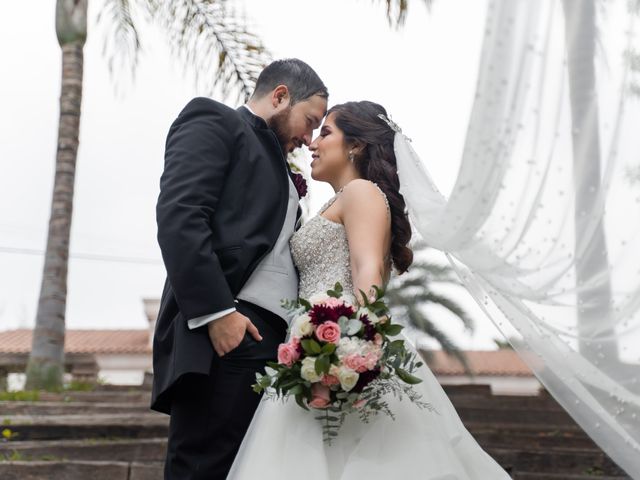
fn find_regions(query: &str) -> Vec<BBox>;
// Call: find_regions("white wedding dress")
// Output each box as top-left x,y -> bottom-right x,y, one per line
227,186 -> 512,480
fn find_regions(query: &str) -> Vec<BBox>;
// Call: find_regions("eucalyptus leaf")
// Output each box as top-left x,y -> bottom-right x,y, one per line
295,393 -> 309,411
315,354 -> 331,375
302,339 -> 322,355
298,298 -> 312,310
347,319 -> 363,335
385,324 -> 404,336
396,367 -> 423,385
322,342 -> 337,354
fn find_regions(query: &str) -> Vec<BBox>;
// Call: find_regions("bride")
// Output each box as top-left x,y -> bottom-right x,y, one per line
227,101 -> 512,479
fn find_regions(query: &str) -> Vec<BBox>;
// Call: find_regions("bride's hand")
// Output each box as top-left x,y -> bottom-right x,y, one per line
207,311 -> 263,357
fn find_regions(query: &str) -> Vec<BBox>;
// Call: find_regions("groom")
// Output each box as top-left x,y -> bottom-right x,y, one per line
151,59 -> 328,479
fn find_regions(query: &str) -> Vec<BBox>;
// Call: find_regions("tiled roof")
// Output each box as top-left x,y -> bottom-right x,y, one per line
0,329 -> 150,354
0,329 -> 532,376
420,349 -> 534,377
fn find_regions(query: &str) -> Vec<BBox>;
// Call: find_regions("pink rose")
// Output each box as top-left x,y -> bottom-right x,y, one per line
364,351 -> 381,370
374,333 -> 383,346
321,374 -> 340,387
343,354 -> 366,372
325,297 -> 343,308
316,321 -> 341,344
309,383 -> 331,409
277,343 -> 299,367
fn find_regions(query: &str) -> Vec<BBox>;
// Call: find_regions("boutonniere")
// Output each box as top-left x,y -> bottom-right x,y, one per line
291,172 -> 308,198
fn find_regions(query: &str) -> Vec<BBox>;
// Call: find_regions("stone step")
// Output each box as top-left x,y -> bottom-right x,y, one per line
0,413 -> 169,441
456,405 -> 576,426
0,401 -> 152,416
37,391 -> 151,404
0,460 -> 163,480
0,438 -> 167,462
442,384 -> 494,396
3,398 -> 568,417
471,429 -> 601,450
449,395 -> 565,411
488,447 -> 628,476
512,472 -> 631,480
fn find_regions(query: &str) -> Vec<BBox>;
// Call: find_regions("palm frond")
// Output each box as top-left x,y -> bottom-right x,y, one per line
626,47 -> 640,98
406,306 -> 474,376
420,292 -> 475,333
97,0 -> 142,78
375,0 -> 433,29
145,0 -> 271,102
409,260 -> 462,284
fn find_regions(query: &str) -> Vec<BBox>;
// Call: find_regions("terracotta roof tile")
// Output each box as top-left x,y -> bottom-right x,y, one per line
0,329 -> 532,376
0,329 -> 150,354
420,349 -> 534,377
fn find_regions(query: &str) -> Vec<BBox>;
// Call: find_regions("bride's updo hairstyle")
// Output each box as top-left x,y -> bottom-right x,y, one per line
328,101 -> 413,274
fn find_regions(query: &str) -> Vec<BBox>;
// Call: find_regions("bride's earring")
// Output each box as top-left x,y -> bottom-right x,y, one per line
348,150 -> 355,163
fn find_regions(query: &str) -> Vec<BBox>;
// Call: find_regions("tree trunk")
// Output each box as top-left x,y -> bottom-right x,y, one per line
561,0 -> 618,363
25,0 -> 87,390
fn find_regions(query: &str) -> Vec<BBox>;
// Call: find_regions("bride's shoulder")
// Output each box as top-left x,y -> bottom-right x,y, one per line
339,179 -> 389,215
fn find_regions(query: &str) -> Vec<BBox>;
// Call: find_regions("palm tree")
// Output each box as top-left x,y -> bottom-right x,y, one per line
25,0 -> 270,390
385,242 -> 475,375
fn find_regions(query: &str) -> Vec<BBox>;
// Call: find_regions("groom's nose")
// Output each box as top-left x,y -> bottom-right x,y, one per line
302,133 -> 312,146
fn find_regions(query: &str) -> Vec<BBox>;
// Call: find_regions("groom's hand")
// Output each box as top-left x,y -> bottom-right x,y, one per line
207,311 -> 263,357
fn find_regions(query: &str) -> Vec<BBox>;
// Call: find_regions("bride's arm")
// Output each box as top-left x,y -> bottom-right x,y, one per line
339,179 -> 391,305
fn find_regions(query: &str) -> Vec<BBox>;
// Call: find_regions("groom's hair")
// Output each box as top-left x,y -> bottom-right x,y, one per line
251,59 -> 328,105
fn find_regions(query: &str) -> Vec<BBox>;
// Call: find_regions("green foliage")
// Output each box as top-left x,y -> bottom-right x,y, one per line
0,390 -> 40,402
91,0 -> 272,100
64,380 -> 97,392
385,242 -> 475,376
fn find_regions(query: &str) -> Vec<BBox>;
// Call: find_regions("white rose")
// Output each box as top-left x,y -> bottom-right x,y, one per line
308,293 -> 330,305
338,367 -> 360,392
301,356 -> 322,383
292,313 -> 314,337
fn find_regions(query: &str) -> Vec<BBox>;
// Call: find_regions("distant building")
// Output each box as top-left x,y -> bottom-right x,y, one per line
0,299 -> 541,395
0,299 -> 158,389
420,349 -> 542,395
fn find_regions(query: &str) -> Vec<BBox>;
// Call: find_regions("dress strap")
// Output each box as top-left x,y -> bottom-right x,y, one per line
371,182 -> 391,217
318,193 -> 340,215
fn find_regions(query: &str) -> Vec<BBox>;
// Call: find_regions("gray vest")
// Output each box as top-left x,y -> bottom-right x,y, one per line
236,176 -> 299,322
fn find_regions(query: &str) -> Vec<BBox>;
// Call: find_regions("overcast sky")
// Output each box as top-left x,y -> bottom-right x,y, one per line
0,0 -> 517,349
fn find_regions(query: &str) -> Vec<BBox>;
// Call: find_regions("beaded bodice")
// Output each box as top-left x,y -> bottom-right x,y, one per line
290,182 -> 391,300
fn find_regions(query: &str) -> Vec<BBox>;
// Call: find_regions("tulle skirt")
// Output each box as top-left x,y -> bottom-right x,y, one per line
227,333 -> 512,480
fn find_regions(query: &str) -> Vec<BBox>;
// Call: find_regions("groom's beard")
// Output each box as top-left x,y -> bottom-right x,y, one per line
268,107 -> 293,155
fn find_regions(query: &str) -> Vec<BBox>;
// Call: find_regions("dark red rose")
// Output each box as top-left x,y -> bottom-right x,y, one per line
333,304 -> 355,319
309,304 -> 340,325
359,314 -> 377,341
291,172 -> 308,198
352,366 -> 381,393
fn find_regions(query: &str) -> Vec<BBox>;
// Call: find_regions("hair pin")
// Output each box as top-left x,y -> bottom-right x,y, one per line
378,114 -> 412,142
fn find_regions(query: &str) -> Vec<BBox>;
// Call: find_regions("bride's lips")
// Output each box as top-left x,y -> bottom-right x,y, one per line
311,154 -> 319,167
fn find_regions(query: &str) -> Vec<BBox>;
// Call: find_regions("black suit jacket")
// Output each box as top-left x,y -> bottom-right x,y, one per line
151,97 -> 298,414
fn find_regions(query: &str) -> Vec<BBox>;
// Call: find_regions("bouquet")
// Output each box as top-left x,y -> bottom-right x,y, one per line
252,282 -> 436,444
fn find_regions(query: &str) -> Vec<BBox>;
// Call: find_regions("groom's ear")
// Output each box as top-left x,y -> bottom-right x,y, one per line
271,85 -> 290,109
